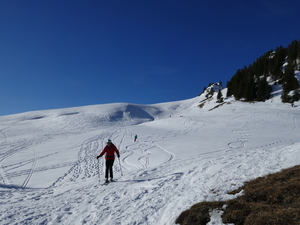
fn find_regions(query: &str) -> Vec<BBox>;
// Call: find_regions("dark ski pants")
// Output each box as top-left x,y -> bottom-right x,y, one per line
105,159 -> 115,179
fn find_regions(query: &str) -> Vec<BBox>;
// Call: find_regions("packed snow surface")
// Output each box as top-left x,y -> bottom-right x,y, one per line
1,93 -> 300,225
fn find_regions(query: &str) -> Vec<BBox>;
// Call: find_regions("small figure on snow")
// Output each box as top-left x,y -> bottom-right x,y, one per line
96,139 -> 120,183
134,134 -> 137,142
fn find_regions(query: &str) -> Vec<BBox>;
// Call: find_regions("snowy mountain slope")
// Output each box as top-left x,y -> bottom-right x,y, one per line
1,93 -> 300,225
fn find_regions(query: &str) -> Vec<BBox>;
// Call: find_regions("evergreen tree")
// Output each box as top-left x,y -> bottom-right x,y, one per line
288,40 -> 298,65
272,46 -> 286,79
283,64 -> 298,91
244,73 -> 256,101
292,89 -> 300,102
281,87 -> 290,103
226,81 -> 232,97
217,89 -> 223,102
257,77 -> 271,101
282,63 -> 299,103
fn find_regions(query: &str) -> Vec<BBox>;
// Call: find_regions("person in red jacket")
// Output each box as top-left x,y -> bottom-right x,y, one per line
97,139 -> 120,183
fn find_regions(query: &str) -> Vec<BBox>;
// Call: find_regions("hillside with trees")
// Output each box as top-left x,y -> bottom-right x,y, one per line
226,39 -> 300,103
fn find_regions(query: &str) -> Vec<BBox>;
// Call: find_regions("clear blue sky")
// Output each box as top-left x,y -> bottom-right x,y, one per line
1,0 -> 300,116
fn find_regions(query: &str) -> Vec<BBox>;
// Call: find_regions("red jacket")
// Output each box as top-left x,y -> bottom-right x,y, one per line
99,144 -> 120,160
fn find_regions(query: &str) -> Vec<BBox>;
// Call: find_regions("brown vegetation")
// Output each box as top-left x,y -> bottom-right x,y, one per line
176,165 -> 300,225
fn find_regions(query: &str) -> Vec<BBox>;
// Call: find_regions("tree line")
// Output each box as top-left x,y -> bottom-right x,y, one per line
226,39 -> 300,103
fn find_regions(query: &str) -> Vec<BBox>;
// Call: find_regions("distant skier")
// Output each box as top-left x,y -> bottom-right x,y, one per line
96,139 -> 120,183
134,134 -> 137,142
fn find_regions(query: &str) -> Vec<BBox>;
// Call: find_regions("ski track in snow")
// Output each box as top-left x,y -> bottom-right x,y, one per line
1,99 -> 300,224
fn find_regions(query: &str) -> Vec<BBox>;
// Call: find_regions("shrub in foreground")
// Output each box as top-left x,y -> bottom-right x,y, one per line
176,165 -> 300,225
175,201 -> 224,225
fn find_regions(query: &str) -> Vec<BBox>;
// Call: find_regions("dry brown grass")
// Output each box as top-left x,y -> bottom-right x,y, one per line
175,201 -> 224,225
176,165 -> 300,225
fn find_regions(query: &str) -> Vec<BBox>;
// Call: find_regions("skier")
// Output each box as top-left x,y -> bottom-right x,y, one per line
96,139 -> 120,183
134,134 -> 137,142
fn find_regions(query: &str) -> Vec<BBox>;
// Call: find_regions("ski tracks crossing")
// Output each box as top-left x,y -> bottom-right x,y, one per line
20,147 -> 37,189
122,132 -> 175,170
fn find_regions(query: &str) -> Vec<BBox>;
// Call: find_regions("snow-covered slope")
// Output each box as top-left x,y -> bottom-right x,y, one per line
1,93 -> 300,225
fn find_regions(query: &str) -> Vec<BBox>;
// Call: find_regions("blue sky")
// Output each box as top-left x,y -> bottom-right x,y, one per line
1,0 -> 300,116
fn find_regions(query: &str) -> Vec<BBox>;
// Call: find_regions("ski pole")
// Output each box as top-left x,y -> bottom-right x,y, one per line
118,157 -> 123,176
97,158 -> 101,183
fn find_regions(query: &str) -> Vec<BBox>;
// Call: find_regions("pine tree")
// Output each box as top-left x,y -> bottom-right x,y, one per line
283,64 -> 298,91
217,89 -> 223,102
281,88 -> 290,103
226,81 -> 232,97
244,74 -> 256,101
288,40 -> 298,65
292,89 -> 300,102
272,46 -> 286,79
282,63 -> 299,103
257,77 -> 271,101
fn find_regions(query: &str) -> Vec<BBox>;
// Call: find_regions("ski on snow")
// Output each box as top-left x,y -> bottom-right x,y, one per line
100,179 -> 117,186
